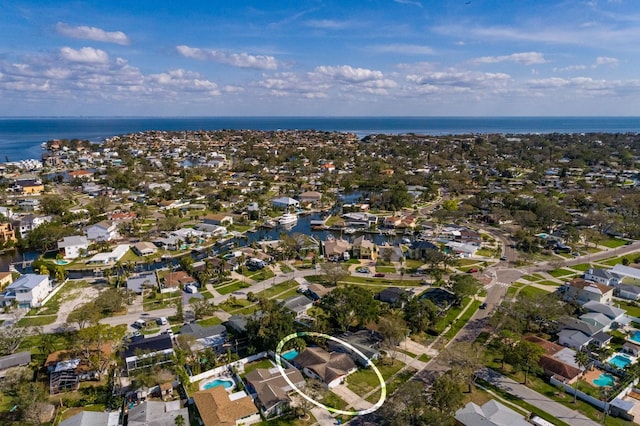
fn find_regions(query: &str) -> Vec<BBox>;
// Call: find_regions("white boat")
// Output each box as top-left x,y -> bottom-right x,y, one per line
278,213 -> 298,225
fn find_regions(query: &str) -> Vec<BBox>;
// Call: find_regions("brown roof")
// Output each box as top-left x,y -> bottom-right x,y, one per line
293,347 -> 356,385
308,284 -> 332,298
523,335 -> 564,356
539,355 -> 581,381
192,386 -> 258,426
568,278 -> 612,295
163,271 -> 195,287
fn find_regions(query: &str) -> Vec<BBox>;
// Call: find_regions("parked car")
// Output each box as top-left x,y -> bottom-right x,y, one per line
479,302 -> 488,309
467,268 -> 478,273
374,273 -> 386,277
500,256 -> 507,261
356,267 -> 370,273
156,317 -> 168,326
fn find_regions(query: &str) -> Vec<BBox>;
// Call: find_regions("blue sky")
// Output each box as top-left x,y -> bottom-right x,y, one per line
1,0 -> 639,116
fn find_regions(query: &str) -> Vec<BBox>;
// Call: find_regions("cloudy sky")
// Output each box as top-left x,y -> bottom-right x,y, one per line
1,0 -> 639,116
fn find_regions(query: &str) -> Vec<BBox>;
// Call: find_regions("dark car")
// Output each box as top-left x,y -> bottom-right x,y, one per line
374,273 -> 386,277
500,256 -> 507,261
479,302 -> 487,309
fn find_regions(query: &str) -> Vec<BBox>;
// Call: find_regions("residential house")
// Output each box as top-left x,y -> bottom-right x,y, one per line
126,273 -> 158,295
445,241 -> 478,258
0,222 -> 16,243
455,399 -> 531,426
523,336 -> 582,384
419,287 -> 457,311
622,341 -> 640,357
611,264 -> 640,281
0,274 -> 51,309
616,284 -> 640,301
162,271 -> 197,292
377,243 -> 404,262
13,214 -> 51,238
122,334 -> 174,374
297,191 -> 322,205
127,400 -> 189,426
328,330 -> 382,366
584,268 -> 623,286
46,345 -> 112,395
281,294 -> 313,319
377,287 -> 412,308
179,323 -> 227,352
557,316 -> 605,350
85,220 -> 119,242
245,367 -> 305,418
203,213 -> 234,226
292,347 -> 357,388
272,197 -> 300,210
352,236 -> 376,260
305,283 -> 332,301
192,386 -> 260,426
582,301 -> 626,324
562,278 -> 613,304
57,235 -> 89,259
322,238 -> 351,260
0,271 -> 13,289
59,411 -> 119,426
408,240 -> 439,261
86,244 -> 130,265
132,241 -> 157,256
14,178 -> 44,195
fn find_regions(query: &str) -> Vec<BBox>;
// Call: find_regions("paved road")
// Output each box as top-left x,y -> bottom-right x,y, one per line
477,368 -> 599,426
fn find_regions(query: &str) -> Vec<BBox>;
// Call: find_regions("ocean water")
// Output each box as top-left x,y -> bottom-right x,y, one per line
1,116 -> 640,162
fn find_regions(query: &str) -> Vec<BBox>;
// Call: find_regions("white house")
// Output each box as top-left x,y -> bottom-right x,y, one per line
13,214 -> 51,238
584,268 -> 623,286
86,244 -> 130,265
0,274 -> 51,309
85,220 -> 119,242
57,235 -> 89,259
611,264 -> 640,281
272,197 -> 300,210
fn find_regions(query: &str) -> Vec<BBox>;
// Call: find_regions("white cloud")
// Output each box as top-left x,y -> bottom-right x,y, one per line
596,56 -> 619,66
148,69 -> 220,95
60,47 -> 109,64
370,44 -> 434,55
56,22 -> 130,45
407,70 -> 511,89
471,52 -> 547,65
312,65 -> 384,83
176,45 -> 279,70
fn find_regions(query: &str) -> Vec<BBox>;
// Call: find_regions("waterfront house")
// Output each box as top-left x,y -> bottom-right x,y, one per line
297,190 -> 322,205
272,197 -> 300,210
132,241 -> 157,256
0,274 -> 51,309
13,214 -> 51,238
86,244 -> 130,265
322,238 -> 351,260
352,235 -> 376,260
0,222 -> 16,244
57,235 -> 89,259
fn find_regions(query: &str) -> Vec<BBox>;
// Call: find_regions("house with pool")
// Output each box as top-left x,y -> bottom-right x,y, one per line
291,347 -> 357,389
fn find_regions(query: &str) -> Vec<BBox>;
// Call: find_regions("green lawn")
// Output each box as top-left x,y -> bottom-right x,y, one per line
256,280 -> 298,299
17,315 -> 57,327
216,281 -> 251,295
366,368 -> 416,403
242,358 -> 275,375
375,266 -> 396,273
600,238 -> 629,249
338,275 -> 416,286
518,285 -> 552,298
570,263 -> 592,272
521,274 -> 543,282
538,280 -> 563,286
200,290 -> 214,299
196,316 -> 223,327
346,360 -> 404,396
443,300 -> 481,340
547,268 -> 574,278
614,301 -> 640,318
247,268 -> 275,281
432,297 -> 471,334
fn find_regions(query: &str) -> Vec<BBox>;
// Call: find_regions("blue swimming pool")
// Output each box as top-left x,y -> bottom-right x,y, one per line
202,378 -> 234,390
609,354 -> 633,369
593,373 -> 616,387
629,331 -> 640,345
282,350 -> 299,361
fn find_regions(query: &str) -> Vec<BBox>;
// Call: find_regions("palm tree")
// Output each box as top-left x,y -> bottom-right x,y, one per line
574,350 -> 591,403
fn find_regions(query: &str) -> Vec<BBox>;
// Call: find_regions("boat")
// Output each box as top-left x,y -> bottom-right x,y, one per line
278,213 -> 298,225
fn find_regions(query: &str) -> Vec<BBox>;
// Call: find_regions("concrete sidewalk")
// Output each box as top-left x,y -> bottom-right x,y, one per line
477,368 -> 599,426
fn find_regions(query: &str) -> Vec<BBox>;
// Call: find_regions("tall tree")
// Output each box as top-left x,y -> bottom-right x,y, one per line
245,298 -> 296,352
319,285 -> 380,331
513,340 -> 544,385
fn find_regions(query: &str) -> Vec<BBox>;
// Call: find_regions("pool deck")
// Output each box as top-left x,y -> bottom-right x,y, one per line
583,368 -> 615,387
